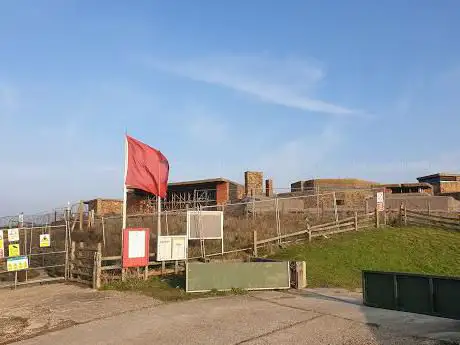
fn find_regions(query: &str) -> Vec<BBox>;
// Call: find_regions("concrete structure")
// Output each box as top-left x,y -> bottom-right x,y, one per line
367,194 -> 460,212
417,173 -> 460,195
287,178 -> 378,210
291,178 -> 376,193
380,183 -> 433,195
244,171 -> 263,196
85,198 -> 123,216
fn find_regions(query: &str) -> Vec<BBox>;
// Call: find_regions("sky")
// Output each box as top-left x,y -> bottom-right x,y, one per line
1,0 -> 460,215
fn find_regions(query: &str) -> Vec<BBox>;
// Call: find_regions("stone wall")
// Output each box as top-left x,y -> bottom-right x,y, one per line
244,171 -> 263,196
440,181 -> 460,194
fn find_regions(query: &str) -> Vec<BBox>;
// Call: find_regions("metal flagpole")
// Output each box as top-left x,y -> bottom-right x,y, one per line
122,136 -> 128,230
156,157 -> 161,260
121,135 -> 128,281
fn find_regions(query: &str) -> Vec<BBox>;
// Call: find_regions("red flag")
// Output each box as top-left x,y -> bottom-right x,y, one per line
125,136 -> 169,198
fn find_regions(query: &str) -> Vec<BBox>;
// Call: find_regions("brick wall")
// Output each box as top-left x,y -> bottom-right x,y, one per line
265,179 -> 273,197
127,193 -> 155,214
245,171 -> 263,196
87,199 -> 122,216
216,182 -> 229,205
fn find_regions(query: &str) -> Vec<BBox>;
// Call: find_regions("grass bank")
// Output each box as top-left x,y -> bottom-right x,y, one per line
272,226 -> 460,289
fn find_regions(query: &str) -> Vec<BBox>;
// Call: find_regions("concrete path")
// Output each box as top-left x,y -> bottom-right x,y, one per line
5,286 -> 460,345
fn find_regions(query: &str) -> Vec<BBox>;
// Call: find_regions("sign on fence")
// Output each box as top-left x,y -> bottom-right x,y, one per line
7,256 -> 29,271
8,244 -> 20,257
122,228 -> 149,268
8,228 -> 19,242
0,232 -> 4,258
40,234 -> 51,248
187,211 -> 223,240
157,235 -> 187,261
376,192 -> 385,211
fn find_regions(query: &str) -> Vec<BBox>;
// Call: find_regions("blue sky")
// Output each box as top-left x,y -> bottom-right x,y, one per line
1,0 -> 460,214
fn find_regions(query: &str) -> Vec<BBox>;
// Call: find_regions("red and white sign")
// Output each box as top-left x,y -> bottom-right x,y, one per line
122,228 -> 150,268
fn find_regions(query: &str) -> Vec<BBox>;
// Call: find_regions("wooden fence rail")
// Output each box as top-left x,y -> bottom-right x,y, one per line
405,209 -> 460,232
253,211 -> 376,253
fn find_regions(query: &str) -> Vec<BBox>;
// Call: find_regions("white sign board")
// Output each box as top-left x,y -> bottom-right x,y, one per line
376,192 -> 385,211
8,228 -> 19,242
128,230 -> 146,259
171,236 -> 187,260
187,211 -> 223,240
157,236 -> 172,261
157,235 -> 187,261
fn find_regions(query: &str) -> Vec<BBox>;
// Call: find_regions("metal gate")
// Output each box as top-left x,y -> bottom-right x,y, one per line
0,220 -> 70,289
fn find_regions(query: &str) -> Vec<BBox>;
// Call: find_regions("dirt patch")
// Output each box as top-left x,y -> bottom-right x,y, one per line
0,283 -> 161,344
0,317 -> 28,336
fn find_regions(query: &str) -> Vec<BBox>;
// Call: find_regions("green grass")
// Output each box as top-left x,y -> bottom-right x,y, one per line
271,226 -> 460,289
101,275 -> 247,302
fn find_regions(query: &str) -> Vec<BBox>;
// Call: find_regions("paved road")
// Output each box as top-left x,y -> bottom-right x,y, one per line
11,289 -> 460,345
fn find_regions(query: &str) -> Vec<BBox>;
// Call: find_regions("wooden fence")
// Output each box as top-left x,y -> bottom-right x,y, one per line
405,209 -> 460,232
98,255 -> 184,286
69,241 -> 101,288
253,211 -> 376,255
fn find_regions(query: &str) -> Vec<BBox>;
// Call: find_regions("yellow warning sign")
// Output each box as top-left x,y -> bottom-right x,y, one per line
8,244 -> 20,257
0,232 -> 4,259
7,256 -> 29,271
40,234 -> 50,248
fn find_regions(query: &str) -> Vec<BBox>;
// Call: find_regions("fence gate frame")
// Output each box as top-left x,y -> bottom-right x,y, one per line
0,214 -> 71,289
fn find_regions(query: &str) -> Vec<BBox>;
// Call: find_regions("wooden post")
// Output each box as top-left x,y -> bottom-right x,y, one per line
333,192 -> 339,229
253,230 -> 258,257
404,204 -> 407,226
101,216 -> 106,248
399,203 -> 403,226
293,261 -> 307,289
354,211 -> 358,231
307,223 -> 312,242
365,199 -> 369,214
70,241 -> 76,281
427,201 -> 431,216
375,206 -> 380,228
79,201 -> 84,231
144,264 -> 149,280
161,261 -> 166,275
174,260 -> 179,274
93,243 -> 102,289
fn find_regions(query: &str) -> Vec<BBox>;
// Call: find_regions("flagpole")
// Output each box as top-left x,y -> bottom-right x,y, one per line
156,158 -> 161,260
123,136 -> 128,229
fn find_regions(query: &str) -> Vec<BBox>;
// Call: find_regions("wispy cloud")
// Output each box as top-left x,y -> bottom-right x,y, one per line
144,54 -> 359,116
254,124 -> 343,187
